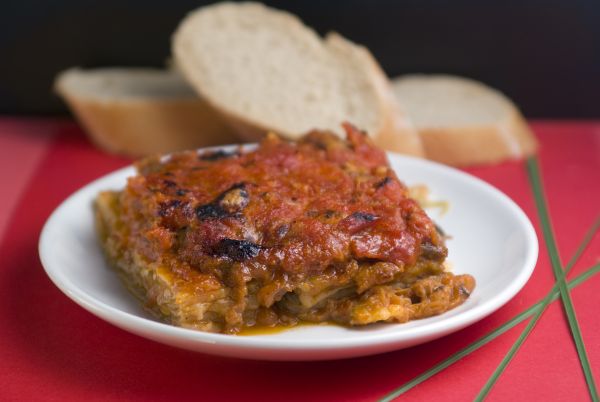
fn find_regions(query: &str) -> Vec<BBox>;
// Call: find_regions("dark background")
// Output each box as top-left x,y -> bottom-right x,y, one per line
1,0 -> 599,117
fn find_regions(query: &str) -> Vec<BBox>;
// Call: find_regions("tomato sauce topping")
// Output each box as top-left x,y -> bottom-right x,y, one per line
123,123 -> 443,279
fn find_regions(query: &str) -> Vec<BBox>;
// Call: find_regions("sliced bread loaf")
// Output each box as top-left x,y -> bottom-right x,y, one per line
392,74 -> 538,166
172,2 -> 423,156
55,67 -> 239,157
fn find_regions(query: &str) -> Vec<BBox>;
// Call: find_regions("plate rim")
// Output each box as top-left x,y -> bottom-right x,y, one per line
38,149 -> 538,354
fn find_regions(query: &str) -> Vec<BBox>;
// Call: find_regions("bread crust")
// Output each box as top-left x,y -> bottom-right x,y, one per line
324,33 -> 424,157
56,91 -> 239,157
419,109 -> 538,166
173,3 -> 424,156
391,74 -> 538,166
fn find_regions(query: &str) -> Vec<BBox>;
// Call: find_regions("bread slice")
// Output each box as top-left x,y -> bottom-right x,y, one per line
55,67 -> 240,157
392,74 -> 538,166
172,2 -> 423,156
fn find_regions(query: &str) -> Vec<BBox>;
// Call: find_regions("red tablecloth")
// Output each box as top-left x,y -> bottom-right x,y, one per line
0,118 -> 598,401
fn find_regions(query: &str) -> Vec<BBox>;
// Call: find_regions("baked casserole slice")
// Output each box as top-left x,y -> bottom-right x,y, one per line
95,124 -> 475,334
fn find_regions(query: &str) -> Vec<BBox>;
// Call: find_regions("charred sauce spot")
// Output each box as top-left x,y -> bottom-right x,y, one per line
420,240 -> 447,261
339,211 -> 379,233
196,183 -> 250,221
163,179 -> 177,188
175,189 -> 189,196
213,238 -> 261,261
375,176 -> 393,189
198,149 -> 240,161
158,199 -> 183,217
195,203 -> 227,220
349,212 -> 377,222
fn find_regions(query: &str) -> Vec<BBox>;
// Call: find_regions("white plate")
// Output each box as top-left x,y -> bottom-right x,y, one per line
39,149 -> 538,361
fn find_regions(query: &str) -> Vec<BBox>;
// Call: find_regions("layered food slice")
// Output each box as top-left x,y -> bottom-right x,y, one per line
95,123 -> 474,334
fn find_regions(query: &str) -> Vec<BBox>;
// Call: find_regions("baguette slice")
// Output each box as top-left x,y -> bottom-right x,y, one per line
173,2 -> 423,156
55,67 -> 239,157
392,74 -> 538,166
